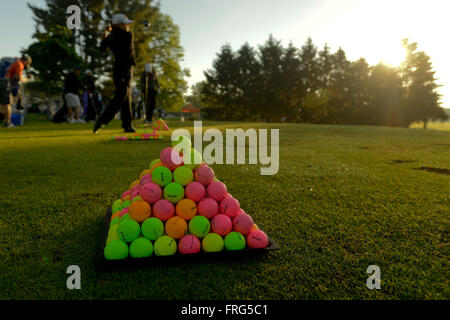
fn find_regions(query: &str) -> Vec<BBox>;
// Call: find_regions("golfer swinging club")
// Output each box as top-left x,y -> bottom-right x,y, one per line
94,13 -> 136,133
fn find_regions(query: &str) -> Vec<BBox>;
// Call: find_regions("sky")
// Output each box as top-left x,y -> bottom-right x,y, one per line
0,0 -> 448,108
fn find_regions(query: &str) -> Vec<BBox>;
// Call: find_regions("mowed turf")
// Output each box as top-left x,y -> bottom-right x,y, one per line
0,115 -> 449,299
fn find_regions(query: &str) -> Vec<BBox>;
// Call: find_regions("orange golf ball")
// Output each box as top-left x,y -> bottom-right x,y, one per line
139,169 -> 152,180
176,199 -> 197,220
129,200 -> 151,222
165,216 -> 188,239
130,180 -> 140,189
111,211 -> 120,221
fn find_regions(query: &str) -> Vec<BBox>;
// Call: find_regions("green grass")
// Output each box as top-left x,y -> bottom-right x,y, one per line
0,114 -> 449,299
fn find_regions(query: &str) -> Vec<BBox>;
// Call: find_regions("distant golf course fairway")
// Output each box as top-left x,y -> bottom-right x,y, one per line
0,115 -> 448,299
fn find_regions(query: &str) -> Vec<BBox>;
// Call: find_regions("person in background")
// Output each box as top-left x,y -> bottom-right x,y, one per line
94,13 -> 136,133
84,69 -> 100,122
1,54 -> 32,128
131,85 -> 142,119
140,63 -> 160,125
64,66 -> 84,124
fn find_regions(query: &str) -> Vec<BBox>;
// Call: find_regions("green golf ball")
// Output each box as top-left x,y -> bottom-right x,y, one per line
202,233 -> 224,253
117,219 -> 140,242
120,200 -> 131,210
108,224 -> 119,237
154,236 -> 177,256
104,239 -> 129,260
129,237 -> 153,258
119,213 -> 132,223
110,217 -> 120,227
224,231 -> 246,251
106,226 -> 120,244
188,215 -> 210,238
141,217 -> 164,241
152,166 -> 173,187
173,166 -> 194,186
112,199 -> 122,212
183,148 -> 203,169
131,195 -> 142,203
163,182 -> 185,203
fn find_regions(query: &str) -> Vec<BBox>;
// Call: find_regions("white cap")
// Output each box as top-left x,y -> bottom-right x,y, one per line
145,64 -> 152,73
112,14 -> 133,25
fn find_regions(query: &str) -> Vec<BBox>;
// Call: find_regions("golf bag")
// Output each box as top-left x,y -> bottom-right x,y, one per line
52,92 -> 68,123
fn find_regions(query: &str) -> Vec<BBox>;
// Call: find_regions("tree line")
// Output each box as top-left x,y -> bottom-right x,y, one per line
25,0 -> 189,111
197,36 -> 447,128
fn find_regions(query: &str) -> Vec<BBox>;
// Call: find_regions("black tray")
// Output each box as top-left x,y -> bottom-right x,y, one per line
96,208 -> 280,269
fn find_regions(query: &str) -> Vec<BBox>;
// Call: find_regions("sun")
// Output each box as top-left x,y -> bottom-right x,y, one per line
378,45 -> 407,67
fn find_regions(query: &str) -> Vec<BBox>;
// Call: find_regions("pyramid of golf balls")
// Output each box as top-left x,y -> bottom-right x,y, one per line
104,136 -> 269,260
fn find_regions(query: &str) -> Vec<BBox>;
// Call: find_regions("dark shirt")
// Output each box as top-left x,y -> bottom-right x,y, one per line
140,72 -> 160,94
100,27 -> 136,79
85,75 -> 96,92
64,71 -> 82,95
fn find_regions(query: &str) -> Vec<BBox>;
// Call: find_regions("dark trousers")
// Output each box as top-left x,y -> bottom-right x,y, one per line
85,92 -> 99,121
100,74 -> 132,128
145,89 -> 157,122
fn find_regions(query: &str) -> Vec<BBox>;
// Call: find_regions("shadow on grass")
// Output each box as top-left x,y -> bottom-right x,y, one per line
414,166 -> 450,176
389,159 -> 416,164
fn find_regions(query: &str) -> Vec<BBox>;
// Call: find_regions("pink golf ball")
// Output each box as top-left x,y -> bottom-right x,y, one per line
178,235 -> 201,254
130,189 -> 140,200
197,198 -> 219,219
223,193 -> 232,199
160,147 -> 173,157
140,178 -> 152,186
152,199 -> 175,221
140,182 -> 162,204
120,207 -> 129,217
220,197 -> 241,218
211,214 -> 232,236
160,147 -> 183,171
233,213 -> 254,235
121,190 -> 131,200
247,230 -> 269,249
194,164 -> 215,186
207,181 -> 228,202
140,174 -> 152,184
185,182 -> 206,202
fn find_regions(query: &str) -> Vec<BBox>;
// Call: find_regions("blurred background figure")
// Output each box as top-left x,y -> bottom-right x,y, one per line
94,13 -> 136,133
7,54 -> 31,112
63,66 -> 84,124
131,85 -> 142,119
140,63 -> 160,125
84,69 -> 102,123
0,54 -> 31,128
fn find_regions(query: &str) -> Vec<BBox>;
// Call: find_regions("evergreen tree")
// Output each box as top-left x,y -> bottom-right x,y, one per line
298,37 -> 319,122
368,63 -> 406,126
202,44 -> 239,119
280,42 -> 301,121
258,35 -> 285,121
346,58 -> 372,124
401,39 -> 447,128
234,43 -> 261,120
